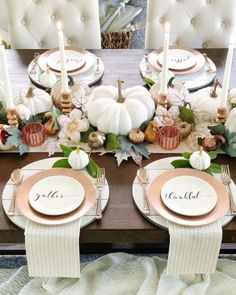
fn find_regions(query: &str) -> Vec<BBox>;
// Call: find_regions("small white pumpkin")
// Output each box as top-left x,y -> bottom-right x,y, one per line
39,67 -> 57,88
225,107 -> 236,133
189,148 -> 211,170
14,87 -> 53,116
87,80 -> 155,135
68,148 -> 89,170
190,81 -> 231,122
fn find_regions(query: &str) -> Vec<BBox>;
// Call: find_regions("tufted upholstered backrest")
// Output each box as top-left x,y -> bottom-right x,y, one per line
145,0 -> 236,49
5,0 -> 101,49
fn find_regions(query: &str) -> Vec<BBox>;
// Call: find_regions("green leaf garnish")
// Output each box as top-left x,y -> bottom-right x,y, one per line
143,77 -> 155,88
207,151 -> 217,160
171,159 -> 192,168
139,120 -> 150,132
182,152 -> 192,159
179,106 -> 195,124
86,157 -> 100,178
208,123 -> 225,135
59,144 -> 74,157
207,163 -> 221,173
52,158 -> 71,168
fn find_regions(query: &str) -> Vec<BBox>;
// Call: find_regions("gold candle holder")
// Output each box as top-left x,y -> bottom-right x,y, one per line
61,91 -> 72,115
216,107 -> 227,124
157,93 -> 168,109
7,108 -> 18,127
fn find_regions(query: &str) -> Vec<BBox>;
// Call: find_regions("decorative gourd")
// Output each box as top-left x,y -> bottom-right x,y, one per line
128,129 -> 145,144
51,76 -> 91,109
88,131 -> 106,149
68,147 -> 89,170
14,87 -> 53,116
43,112 -> 57,136
144,120 -> 158,143
87,80 -> 155,135
225,107 -> 236,133
190,80 -> 229,122
39,67 -> 57,88
189,148 -> 211,170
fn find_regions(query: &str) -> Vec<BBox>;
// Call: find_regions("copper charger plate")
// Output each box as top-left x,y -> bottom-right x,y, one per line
38,46 -> 95,76
148,46 -> 205,75
148,168 -> 229,226
16,168 -> 97,225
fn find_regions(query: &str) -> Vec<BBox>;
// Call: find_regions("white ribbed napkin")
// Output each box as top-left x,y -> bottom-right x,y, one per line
166,220 -> 222,275
25,219 -> 81,278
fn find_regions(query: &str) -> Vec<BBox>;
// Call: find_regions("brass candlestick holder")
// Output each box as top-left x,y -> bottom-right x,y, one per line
7,108 -> 18,127
216,107 -> 227,124
157,93 -> 168,109
61,91 -> 72,115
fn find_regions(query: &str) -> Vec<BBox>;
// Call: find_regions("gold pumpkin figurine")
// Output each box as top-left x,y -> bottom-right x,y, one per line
144,120 -> 159,143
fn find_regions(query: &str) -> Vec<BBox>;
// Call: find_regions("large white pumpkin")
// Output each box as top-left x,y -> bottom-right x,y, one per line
225,107 -> 236,133
87,81 -> 155,135
14,87 -> 53,116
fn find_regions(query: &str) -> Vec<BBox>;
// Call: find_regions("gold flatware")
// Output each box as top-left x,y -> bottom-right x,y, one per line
221,164 -> 236,215
137,168 -> 150,214
8,169 -> 23,216
95,168 -> 105,220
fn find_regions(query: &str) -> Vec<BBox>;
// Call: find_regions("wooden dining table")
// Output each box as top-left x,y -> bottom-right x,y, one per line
0,49 -> 236,254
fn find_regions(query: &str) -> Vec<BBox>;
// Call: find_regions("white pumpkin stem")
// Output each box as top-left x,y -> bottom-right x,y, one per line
46,66 -> 51,74
76,146 -> 80,154
210,79 -> 220,98
26,87 -> 34,98
117,79 -> 125,103
199,147 -> 204,155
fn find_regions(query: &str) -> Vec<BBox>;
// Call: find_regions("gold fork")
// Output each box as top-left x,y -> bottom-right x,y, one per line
221,164 -> 236,215
95,168 -> 105,219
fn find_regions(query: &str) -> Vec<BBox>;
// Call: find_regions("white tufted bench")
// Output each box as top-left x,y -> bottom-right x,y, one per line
145,0 -> 236,49
5,0 -> 101,49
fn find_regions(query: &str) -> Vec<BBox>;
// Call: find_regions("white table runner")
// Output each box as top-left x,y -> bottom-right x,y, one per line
25,219 -> 81,278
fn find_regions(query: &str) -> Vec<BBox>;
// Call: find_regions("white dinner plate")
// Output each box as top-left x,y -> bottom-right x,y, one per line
28,175 -> 85,216
161,175 -> 217,216
157,49 -> 196,71
47,50 -> 85,72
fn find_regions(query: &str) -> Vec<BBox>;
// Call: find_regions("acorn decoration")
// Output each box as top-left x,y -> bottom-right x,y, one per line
88,131 -> 106,149
201,135 -> 226,151
128,129 -> 145,144
144,120 -> 159,143
43,112 -> 57,136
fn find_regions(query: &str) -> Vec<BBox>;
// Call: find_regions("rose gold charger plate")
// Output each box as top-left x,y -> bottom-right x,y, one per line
38,46 -> 95,76
148,46 -> 205,75
148,168 -> 229,226
16,168 -> 97,225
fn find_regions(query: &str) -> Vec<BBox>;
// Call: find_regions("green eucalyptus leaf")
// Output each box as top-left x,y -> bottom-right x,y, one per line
207,151 -> 217,160
52,158 -> 71,168
86,157 -> 100,178
179,106 -> 195,124
182,152 -> 192,159
208,123 -> 225,135
139,120 -> 150,132
118,135 -> 133,153
105,133 -> 120,151
171,159 -> 191,168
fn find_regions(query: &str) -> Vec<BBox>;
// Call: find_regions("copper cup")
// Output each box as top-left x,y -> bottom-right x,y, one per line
158,126 -> 180,150
22,123 -> 45,147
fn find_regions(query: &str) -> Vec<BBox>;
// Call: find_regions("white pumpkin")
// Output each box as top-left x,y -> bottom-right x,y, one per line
189,149 -> 211,170
39,67 -> 57,88
225,107 -> 236,133
68,148 -> 89,170
190,81 -> 232,122
15,87 -> 53,116
87,80 -> 155,135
